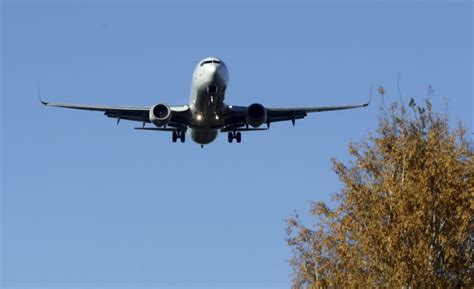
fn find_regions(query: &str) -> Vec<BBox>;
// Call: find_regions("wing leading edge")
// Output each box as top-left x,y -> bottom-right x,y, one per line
40,98 -> 190,128
222,97 -> 370,130
267,101 -> 370,123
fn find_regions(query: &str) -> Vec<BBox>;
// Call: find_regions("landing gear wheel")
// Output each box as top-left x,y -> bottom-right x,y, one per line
227,132 -> 242,143
236,132 -> 242,143
172,131 -> 178,143
180,132 -> 185,143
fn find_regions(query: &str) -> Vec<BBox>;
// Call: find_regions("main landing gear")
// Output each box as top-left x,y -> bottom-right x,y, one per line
227,131 -> 241,143
172,131 -> 185,143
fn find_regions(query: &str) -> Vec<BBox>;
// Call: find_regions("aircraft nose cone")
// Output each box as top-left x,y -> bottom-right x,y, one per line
203,63 -> 228,83
207,64 -> 218,77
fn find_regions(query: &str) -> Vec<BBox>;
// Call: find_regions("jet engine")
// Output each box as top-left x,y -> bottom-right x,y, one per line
149,104 -> 171,127
246,103 -> 267,128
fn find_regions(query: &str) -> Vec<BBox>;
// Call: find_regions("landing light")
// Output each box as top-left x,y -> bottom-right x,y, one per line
215,115 -> 219,120
197,114 -> 202,121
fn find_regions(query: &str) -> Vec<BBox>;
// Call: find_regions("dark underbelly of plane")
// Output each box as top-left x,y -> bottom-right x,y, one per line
190,129 -> 218,144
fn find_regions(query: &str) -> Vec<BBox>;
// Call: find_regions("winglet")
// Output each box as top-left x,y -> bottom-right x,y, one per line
363,85 -> 373,107
37,82 -> 48,105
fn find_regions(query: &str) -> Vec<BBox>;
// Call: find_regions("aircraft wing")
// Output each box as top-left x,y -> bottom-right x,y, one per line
267,102 -> 370,122
41,99 -> 191,129
222,100 -> 370,130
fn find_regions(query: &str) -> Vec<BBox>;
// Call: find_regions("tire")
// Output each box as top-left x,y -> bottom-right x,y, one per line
180,132 -> 185,143
236,132 -> 242,143
228,132 -> 233,143
172,131 -> 177,143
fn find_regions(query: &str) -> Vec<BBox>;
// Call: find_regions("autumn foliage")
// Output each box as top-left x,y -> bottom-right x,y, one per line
287,99 -> 473,288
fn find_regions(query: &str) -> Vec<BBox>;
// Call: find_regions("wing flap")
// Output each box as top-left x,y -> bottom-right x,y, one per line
104,110 -> 150,123
134,127 -> 179,131
221,127 -> 268,132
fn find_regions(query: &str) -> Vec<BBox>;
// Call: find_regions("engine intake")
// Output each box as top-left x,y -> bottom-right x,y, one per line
149,104 -> 171,127
246,103 -> 267,128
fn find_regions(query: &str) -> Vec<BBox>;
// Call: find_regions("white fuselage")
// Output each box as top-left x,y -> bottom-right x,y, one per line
188,57 -> 229,144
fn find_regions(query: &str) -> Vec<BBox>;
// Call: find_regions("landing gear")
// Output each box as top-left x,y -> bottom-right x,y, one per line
227,131 -> 241,143
236,132 -> 241,143
172,131 -> 185,143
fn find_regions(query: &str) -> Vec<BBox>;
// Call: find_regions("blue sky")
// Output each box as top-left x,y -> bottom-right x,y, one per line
1,1 -> 472,288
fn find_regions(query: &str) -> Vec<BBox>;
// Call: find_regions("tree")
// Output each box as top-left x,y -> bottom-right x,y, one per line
286,98 -> 473,288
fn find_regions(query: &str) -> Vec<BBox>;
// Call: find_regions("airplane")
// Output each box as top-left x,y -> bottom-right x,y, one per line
41,57 -> 370,147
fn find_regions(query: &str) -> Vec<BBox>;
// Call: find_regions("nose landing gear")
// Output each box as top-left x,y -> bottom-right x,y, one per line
227,131 -> 241,143
172,131 -> 185,143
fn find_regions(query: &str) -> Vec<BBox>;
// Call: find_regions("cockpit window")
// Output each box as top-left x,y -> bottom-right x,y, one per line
200,60 -> 221,66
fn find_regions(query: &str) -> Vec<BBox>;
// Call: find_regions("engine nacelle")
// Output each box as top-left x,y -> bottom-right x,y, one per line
149,104 -> 171,127
246,103 -> 267,128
